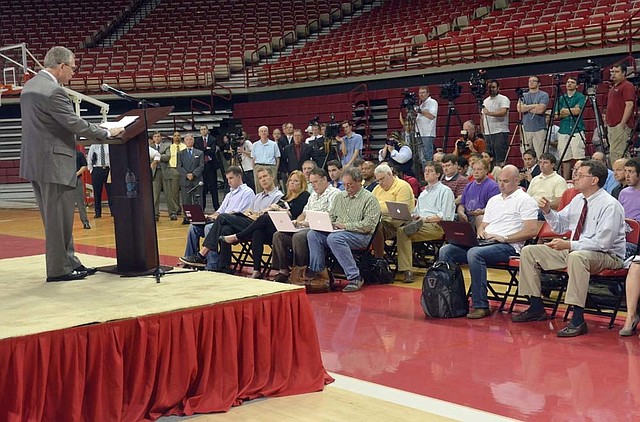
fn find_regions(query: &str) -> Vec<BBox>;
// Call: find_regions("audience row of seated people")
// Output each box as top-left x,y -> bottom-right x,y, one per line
174,117 -> 640,335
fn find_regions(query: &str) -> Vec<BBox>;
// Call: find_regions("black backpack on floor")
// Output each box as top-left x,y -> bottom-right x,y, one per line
421,261 -> 468,318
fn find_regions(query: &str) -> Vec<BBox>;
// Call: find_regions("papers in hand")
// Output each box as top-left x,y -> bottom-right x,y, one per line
100,116 -> 138,129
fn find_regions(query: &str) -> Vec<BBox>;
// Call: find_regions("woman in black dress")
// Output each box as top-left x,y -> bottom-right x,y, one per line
222,170 -> 310,278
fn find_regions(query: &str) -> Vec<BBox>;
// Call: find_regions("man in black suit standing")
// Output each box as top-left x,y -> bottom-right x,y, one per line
179,134 -> 205,224
194,125 -> 220,210
283,129 -> 313,174
19,46 -> 123,282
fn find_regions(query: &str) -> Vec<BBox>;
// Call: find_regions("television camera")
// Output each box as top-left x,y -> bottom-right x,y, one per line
440,78 -> 462,102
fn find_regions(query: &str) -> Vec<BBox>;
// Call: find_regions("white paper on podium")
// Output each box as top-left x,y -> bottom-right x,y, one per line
100,116 -> 138,129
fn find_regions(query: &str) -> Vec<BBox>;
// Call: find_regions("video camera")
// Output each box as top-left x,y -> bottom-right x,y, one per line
515,87 -> 529,100
469,69 -> 487,100
325,113 -> 340,139
577,59 -> 602,87
401,89 -> 419,112
440,78 -> 462,102
457,129 -> 469,153
308,115 -> 320,126
225,130 -> 245,153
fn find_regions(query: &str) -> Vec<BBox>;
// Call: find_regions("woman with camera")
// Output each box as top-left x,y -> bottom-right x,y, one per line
221,171 -> 310,279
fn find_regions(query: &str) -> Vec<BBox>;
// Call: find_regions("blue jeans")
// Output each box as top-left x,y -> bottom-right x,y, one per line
420,136 -> 435,163
307,230 -> 371,281
438,242 -> 515,309
184,222 -> 219,270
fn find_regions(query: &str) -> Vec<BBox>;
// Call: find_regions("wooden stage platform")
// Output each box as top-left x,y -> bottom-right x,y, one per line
1,254 -> 332,421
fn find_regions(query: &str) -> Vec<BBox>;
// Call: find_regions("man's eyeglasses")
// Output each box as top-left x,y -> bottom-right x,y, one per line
60,62 -> 76,71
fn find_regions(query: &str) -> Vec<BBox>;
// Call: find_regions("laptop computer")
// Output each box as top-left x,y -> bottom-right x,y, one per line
306,210 -> 344,232
268,211 -> 301,233
439,220 -> 499,248
182,204 -> 207,225
386,201 -> 412,221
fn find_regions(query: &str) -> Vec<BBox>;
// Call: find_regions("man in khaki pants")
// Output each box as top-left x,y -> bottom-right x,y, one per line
513,160 -> 626,337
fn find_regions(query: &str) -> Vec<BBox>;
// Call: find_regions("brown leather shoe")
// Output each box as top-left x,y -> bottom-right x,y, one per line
466,308 -> 491,319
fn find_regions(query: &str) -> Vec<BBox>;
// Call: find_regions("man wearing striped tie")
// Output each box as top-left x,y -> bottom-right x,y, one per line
515,160 -> 626,337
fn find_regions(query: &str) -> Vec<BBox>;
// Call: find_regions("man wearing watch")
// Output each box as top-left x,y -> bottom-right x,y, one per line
438,165 -> 541,319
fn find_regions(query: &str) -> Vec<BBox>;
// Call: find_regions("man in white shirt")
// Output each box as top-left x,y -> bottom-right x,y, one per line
481,80 -> 511,165
407,86 -> 438,164
514,160 -> 626,337
439,165 -> 540,319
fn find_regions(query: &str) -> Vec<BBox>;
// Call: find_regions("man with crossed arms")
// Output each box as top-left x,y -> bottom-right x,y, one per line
514,160 -> 626,337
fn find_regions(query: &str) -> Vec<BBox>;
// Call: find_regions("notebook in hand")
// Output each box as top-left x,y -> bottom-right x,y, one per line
439,220 -> 499,248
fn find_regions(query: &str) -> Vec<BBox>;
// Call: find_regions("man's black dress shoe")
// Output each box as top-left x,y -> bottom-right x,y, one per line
511,309 -> 549,323
94,214 -> 102,219
46,270 -> 88,282
557,322 -> 588,337
74,265 -> 98,276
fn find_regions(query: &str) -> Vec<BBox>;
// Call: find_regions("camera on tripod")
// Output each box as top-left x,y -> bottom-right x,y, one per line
469,69 -> 488,100
515,87 -> 529,100
577,59 -> 602,86
401,89 -> 419,112
325,113 -> 341,139
226,130 -> 245,154
440,78 -> 462,101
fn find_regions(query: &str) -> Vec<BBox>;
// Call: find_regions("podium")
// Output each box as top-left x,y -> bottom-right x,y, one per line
90,106 -> 173,275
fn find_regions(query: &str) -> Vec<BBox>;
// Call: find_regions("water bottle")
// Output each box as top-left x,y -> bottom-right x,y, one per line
125,168 -> 138,198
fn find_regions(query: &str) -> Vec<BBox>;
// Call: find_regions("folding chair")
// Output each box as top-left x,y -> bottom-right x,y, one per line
563,218 -> 640,328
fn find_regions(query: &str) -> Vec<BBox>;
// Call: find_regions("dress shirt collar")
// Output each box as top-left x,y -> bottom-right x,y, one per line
41,69 -> 58,84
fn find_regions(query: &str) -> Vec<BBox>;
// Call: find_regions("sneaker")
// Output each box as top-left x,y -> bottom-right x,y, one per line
402,219 -> 423,236
180,254 -> 206,268
403,270 -> 414,283
466,308 -> 491,319
342,278 -> 364,292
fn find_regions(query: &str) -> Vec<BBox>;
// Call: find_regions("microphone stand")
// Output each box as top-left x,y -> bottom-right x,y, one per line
110,89 -> 192,283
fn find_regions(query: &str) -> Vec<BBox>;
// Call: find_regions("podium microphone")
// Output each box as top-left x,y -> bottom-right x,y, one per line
187,181 -> 204,195
101,84 -> 138,102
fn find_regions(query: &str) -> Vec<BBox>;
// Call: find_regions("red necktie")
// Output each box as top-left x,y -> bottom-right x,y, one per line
573,198 -> 588,240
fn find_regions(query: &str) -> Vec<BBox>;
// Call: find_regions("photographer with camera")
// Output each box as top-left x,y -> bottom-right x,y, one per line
481,80 -> 511,165
554,77 -> 587,180
406,86 -> 437,163
233,131 -> 255,192
516,76 -> 549,157
378,131 -> 414,177
606,63 -> 635,163
453,120 -> 485,159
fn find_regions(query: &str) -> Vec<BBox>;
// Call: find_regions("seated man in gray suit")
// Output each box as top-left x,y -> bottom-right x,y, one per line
19,46 -> 123,282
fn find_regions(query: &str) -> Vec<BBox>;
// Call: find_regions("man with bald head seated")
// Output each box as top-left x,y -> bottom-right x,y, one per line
439,165 -> 541,319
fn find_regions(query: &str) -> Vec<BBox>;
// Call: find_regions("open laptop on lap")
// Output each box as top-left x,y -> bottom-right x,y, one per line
268,211 -> 301,233
439,221 -> 499,248
386,201 -> 412,221
182,204 -> 207,225
306,210 -> 344,233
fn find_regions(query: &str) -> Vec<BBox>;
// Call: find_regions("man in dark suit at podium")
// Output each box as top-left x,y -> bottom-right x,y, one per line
195,125 -> 220,210
179,134 -> 205,224
19,46 -> 123,282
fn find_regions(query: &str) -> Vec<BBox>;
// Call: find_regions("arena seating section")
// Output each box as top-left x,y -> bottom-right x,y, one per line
1,0 -> 638,92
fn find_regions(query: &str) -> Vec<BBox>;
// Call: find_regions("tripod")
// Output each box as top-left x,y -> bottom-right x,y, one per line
556,84 -> 608,174
542,75 -> 565,154
504,118 -> 526,163
442,99 -> 463,153
402,108 -> 424,181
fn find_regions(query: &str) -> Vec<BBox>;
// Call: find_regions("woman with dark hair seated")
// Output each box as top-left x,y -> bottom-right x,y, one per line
620,259 -> 640,336
222,170 -> 310,278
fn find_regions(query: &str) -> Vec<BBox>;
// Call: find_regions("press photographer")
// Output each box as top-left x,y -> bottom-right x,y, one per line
228,130 -> 254,191
378,131 -> 415,177
480,78 -> 510,165
452,121 -> 486,159
399,86 -> 438,163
